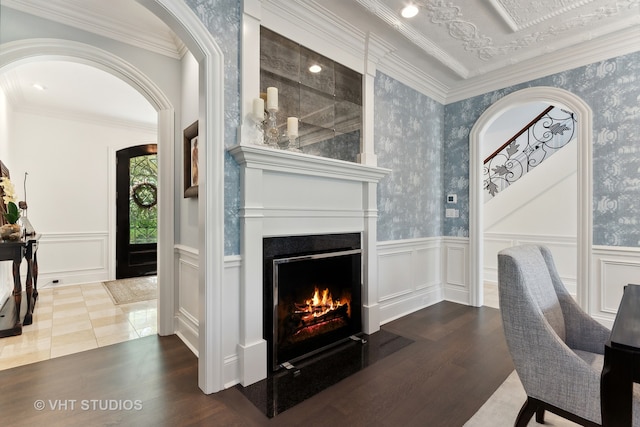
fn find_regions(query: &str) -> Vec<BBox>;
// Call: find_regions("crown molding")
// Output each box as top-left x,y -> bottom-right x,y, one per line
446,25 -> 640,104
377,53 -> 448,104
264,1 -> 448,104
261,0 -> 367,73
1,0 -> 184,59
354,0 -> 469,78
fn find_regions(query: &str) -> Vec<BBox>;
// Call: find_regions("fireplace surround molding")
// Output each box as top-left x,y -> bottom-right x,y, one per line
229,144 -> 390,386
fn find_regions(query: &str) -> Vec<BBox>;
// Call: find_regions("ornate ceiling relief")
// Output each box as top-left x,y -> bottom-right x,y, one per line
415,0 -> 639,61
355,0 -> 470,77
488,0 -> 598,31
355,0 -> 639,71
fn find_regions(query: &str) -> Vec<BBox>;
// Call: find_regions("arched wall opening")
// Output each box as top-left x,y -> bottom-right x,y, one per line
0,0 -> 227,395
469,86 -> 593,310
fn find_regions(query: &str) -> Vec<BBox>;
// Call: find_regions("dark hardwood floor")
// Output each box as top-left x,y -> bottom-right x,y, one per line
0,301 -> 514,426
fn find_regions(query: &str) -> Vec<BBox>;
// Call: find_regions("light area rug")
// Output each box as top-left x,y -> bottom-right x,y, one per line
464,371 -> 579,427
103,276 -> 157,305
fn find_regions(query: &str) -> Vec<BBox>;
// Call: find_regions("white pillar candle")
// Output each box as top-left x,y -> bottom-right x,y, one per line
287,117 -> 298,137
266,87 -> 278,110
252,98 -> 264,120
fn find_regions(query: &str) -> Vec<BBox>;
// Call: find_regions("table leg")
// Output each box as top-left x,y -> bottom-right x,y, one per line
11,257 -> 22,329
24,254 -> 34,326
601,344 -> 634,426
32,249 -> 39,303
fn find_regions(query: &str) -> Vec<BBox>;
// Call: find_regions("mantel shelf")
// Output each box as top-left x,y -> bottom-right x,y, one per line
229,144 -> 390,183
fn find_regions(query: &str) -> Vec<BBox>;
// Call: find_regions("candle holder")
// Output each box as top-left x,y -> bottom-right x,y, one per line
265,108 -> 280,147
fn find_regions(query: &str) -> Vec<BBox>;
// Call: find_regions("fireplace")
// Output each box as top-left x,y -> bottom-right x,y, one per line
264,233 -> 362,371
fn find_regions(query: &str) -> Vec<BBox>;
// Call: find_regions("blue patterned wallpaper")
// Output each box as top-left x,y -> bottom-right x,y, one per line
186,0 -> 242,255
189,0 -> 639,251
375,73 -> 444,241
444,51 -> 640,247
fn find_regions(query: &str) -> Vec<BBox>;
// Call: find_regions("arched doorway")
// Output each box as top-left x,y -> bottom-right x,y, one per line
0,37 -> 175,326
469,87 -> 593,310
0,0 -> 227,392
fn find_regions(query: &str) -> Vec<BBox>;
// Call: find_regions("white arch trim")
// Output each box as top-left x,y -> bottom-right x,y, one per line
469,86 -> 593,310
1,0 -> 227,394
0,38 -> 172,110
137,0 -> 226,394
0,37 -> 176,333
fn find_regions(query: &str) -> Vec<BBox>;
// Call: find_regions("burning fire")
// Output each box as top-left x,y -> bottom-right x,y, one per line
295,286 -> 351,321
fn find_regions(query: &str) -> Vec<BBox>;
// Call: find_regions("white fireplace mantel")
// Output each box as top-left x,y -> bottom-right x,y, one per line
229,144 -> 390,386
229,144 -> 390,183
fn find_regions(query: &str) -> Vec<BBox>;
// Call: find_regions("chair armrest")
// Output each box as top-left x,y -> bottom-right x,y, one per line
558,293 -> 610,354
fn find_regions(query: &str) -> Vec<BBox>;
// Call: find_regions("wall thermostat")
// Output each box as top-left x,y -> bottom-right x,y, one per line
447,194 -> 457,204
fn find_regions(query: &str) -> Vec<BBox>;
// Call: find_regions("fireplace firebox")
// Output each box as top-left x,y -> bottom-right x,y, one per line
264,233 -> 362,371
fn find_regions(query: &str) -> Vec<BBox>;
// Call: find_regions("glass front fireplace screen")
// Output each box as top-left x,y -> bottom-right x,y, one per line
271,248 -> 362,371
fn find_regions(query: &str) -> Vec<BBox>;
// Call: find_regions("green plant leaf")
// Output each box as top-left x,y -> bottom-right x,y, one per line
4,201 -> 20,224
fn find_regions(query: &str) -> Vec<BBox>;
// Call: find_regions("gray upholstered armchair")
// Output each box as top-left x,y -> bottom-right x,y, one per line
497,245 -> 639,426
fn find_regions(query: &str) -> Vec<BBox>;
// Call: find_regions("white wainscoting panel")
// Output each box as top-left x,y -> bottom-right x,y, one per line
377,238 -> 443,324
591,246 -> 640,328
442,237 -> 469,304
484,233 -> 577,296
37,232 -> 109,287
174,246 -> 243,388
174,245 -> 199,356
222,255 -> 241,388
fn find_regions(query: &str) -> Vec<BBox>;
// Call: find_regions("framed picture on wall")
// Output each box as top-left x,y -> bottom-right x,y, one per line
183,120 -> 199,198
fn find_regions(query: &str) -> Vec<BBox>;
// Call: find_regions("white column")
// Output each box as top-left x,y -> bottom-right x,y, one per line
239,0 -> 263,146
238,165 -> 268,385
362,180 -> 380,333
358,32 -> 392,166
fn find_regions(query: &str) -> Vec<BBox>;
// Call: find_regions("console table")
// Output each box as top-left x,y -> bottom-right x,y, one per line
600,283 -> 640,426
0,234 -> 40,337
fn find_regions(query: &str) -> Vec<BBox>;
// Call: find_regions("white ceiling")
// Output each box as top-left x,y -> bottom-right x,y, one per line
0,0 -> 638,122
325,0 -> 639,81
0,60 -> 157,126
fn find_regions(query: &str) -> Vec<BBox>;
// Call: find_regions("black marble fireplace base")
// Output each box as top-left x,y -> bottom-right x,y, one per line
236,329 -> 414,418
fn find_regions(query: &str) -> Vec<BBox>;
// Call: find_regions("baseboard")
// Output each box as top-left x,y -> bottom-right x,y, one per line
175,308 -> 199,357
379,284 -> 442,324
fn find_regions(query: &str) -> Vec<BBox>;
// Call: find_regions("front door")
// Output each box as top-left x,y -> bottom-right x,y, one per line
116,144 -> 158,279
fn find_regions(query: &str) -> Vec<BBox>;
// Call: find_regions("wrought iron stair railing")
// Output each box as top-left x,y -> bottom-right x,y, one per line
483,105 -> 576,201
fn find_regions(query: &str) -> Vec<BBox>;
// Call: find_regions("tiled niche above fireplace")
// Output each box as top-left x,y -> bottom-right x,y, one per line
229,144 -> 389,386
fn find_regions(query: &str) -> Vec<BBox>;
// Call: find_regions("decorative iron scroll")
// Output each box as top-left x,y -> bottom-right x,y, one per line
483,106 -> 576,200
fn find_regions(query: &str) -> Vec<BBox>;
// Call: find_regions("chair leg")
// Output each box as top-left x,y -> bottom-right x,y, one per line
535,407 -> 545,424
515,397 -> 539,427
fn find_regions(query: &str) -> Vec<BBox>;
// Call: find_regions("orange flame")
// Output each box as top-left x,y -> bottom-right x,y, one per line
301,286 -> 349,319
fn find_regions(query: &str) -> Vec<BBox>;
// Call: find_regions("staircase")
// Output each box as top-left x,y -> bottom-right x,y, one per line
483,106 -> 577,202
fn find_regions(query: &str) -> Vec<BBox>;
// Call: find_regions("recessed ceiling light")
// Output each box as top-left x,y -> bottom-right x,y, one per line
401,5 -> 419,18
309,64 -> 322,73
32,83 -> 46,91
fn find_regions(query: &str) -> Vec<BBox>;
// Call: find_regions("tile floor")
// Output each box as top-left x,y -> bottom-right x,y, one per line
0,281 -> 157,370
